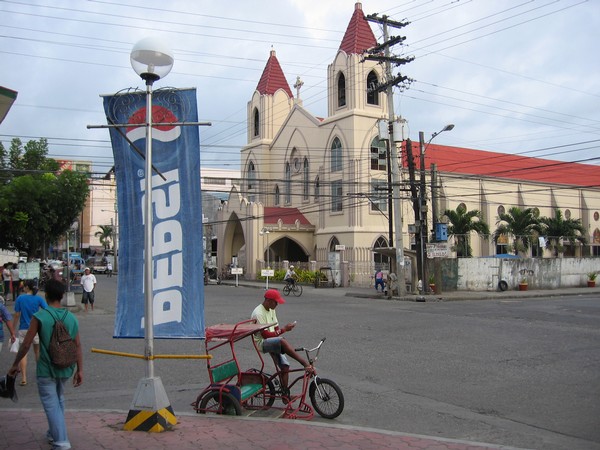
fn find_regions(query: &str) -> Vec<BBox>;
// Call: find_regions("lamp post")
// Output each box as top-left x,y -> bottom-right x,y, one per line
127,37 -> 174,429
418,124 -> 454,299
260,228 -> 271,289
130,36 -> 174,379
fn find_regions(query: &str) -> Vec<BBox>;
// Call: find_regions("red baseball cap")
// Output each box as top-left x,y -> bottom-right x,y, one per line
264,289 -> 285,304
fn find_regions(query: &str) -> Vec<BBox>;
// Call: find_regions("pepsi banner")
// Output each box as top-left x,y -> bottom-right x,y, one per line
103,88 -> 204,338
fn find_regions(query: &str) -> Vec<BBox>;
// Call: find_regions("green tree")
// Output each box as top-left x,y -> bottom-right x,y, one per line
444,205 -> 490,257
493,206 -> 541,256
0,138 -> 89,257
95,224 -> 114,250
539,209 -> 587,257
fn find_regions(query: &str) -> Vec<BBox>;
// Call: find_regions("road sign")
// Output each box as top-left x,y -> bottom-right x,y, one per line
335,245 -> 346,251
426,243 -> 449,258
231,267 -> 243,275
261,269 -> 274,277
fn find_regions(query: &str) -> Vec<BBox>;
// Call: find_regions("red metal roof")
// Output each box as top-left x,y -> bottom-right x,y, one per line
403,141 -> 600,188
339,2 -> 377,55
256,49 -> 293,98
264,207 -> 312,225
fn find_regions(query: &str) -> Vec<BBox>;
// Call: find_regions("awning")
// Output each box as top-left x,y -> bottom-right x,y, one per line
0,86 -> 18,124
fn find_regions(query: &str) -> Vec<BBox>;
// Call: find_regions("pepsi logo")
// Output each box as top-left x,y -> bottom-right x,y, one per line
126,105 -> 181,143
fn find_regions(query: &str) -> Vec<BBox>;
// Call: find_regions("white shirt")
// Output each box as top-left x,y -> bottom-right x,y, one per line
81,273 -> 97,292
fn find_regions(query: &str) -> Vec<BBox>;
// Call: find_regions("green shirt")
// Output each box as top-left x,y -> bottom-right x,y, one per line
34,306 -> 79,379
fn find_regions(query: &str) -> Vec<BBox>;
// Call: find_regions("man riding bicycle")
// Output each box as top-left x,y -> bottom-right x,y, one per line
284,265 -> 296,286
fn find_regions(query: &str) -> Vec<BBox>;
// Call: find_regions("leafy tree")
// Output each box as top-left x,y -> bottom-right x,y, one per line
95,224 -> 114,250
493,206 -> 541,256
444,205 -> 490,257
539,209 -> 587,257
0,138 -> 89,257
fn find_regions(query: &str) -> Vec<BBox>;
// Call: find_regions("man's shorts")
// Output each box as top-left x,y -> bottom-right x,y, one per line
262,337 -> 290,367
18,329 -> 39,345
82,290 -> 95,304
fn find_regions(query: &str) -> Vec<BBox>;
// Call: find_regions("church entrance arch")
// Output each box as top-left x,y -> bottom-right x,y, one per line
268,235 -> 309,267
222,213 -> 246,272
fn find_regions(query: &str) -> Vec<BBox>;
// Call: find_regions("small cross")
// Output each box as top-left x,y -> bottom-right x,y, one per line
293,76 -> 304,99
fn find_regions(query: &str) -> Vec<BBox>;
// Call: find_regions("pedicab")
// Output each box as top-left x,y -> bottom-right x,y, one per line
191,319 -> 344,420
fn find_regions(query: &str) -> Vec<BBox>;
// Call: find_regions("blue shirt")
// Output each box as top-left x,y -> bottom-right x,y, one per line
0,303 -> 13,341
14,293 -> 48,330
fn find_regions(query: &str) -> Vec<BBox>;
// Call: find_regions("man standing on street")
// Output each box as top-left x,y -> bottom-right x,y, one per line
80,267 -> 97,312
8,278 -> 83,449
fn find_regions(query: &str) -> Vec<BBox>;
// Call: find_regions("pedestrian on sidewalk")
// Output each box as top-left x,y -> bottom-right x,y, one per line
0,299 -> 17,352
2,264 -> 11,301
106,261 -> 113,277
80,267 -> 97,312
12,280 -> 48,386
8,278 -> 83,450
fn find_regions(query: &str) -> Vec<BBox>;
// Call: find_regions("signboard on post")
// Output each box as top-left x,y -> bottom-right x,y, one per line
426,243 -> 449,258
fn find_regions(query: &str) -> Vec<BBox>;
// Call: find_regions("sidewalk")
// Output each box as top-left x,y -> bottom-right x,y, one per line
223,278 -> 599,302
0,409 -> 526,450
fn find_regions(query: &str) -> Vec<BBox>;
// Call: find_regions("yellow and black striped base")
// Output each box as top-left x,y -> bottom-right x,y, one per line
124,406 -> 177,432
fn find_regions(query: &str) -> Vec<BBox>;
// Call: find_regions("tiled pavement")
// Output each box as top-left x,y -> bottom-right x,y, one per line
0,409 -> 525,450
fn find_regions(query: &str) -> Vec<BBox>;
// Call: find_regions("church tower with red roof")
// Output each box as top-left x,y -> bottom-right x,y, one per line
327,2 -> 386,118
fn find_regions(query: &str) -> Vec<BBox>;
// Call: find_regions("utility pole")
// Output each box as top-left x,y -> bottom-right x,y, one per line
366,13 -> 413,297
419,131 -> 428,297
431,163 -> 442,294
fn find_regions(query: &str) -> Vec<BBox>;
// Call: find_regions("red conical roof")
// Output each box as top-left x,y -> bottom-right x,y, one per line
256,49 -> 293,98
339,2 -> 377,55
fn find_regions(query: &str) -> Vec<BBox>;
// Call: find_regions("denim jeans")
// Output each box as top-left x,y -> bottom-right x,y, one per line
37,377 -> 71,449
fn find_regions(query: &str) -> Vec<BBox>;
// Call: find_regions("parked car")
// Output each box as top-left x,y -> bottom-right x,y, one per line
86,256 -> 107,274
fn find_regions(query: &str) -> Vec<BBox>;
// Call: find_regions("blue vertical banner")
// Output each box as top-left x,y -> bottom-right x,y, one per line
103,88 -> 204,338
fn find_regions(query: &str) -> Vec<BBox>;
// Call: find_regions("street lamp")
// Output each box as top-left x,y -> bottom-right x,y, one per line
129,37 -> 173,423
260,228 -> 271,289
418,124 -> 454,299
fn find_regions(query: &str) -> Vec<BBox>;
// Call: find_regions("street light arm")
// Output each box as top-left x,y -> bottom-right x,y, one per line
429,124 -> 455,144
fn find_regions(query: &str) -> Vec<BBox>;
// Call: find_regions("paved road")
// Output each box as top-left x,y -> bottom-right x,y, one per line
1,276 -> 599,450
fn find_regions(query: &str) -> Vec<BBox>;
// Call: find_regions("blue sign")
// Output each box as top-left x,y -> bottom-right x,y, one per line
103,88 -> 204,338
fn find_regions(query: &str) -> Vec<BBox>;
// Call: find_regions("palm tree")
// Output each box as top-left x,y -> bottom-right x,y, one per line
95,224 -> 114,250
539,209 -> 587,257
444,205 -> 490,257
493,206 -> 540,256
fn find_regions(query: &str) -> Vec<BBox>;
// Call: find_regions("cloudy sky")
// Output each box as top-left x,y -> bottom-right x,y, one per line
1,0 -> 599,176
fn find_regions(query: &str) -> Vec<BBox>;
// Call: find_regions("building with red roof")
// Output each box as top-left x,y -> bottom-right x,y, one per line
217,2 -> 600,289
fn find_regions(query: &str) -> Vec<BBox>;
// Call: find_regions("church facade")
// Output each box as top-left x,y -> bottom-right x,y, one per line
216,2 -> 600,289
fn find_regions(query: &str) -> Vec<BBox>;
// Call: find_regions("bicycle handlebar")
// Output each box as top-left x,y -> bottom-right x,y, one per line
295,337 -> 326,353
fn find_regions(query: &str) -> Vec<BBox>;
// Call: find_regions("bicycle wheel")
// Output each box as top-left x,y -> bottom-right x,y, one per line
309,378 -> 344,419
292,284 -> 303,296
198,390 -> 242,416
282,285 -> 291,295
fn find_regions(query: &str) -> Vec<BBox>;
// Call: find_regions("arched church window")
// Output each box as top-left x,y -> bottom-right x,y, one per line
370,136 -> 387,171
274,185 -> 280,206
331,137 -> 342,172
329,236 -> 340,252
367,71 -> 379,105
337,72 -> 346,107
373,236 -> 390,268
285,162 -> 291,204
314,176 -> 320,201
248,161 -> 256,190
303,158 -> 309,200
253,108 -> 259,137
